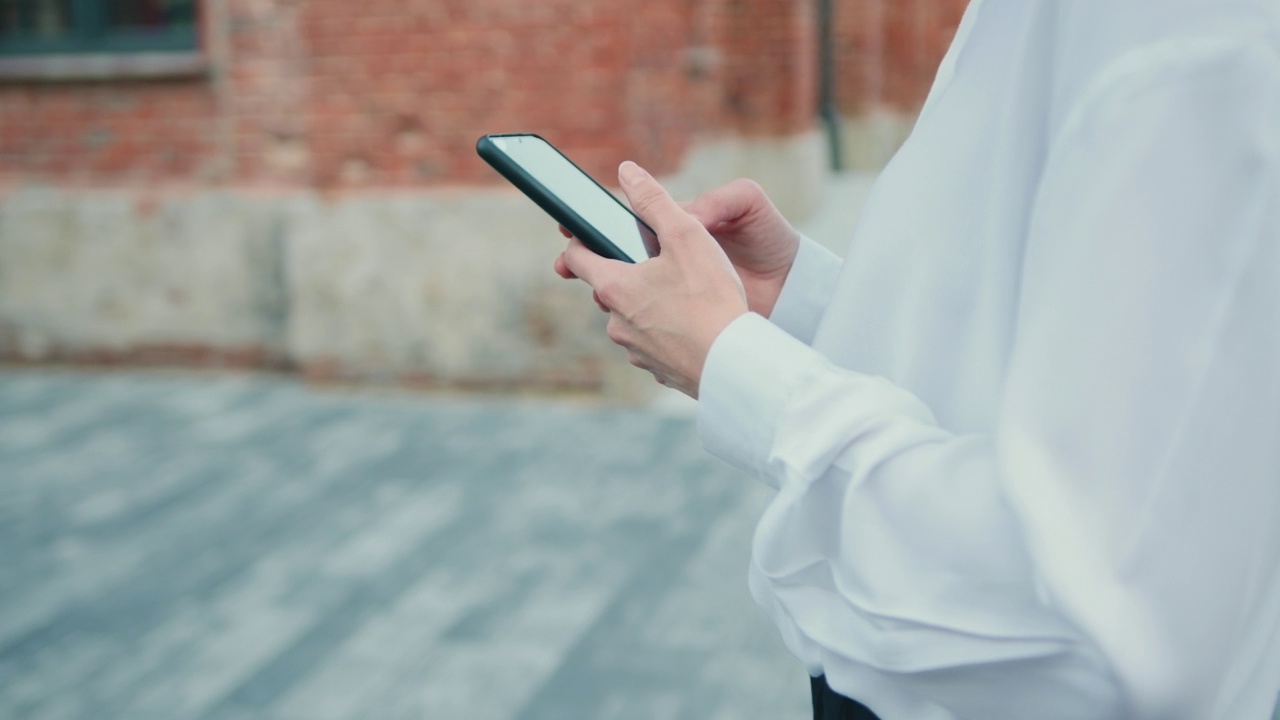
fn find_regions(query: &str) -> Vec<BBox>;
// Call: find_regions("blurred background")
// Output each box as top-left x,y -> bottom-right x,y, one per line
0,1 -> 966,718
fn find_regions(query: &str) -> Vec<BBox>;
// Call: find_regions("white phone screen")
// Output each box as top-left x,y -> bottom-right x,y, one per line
489,135 -> 657,262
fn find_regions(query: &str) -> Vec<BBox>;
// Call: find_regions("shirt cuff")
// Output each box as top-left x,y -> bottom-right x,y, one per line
768,234 -> 842,344
697,312 -> 826,487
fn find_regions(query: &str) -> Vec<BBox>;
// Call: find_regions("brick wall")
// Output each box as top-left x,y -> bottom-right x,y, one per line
834,0 -> 969,115
0,0 -> 969,190
0,0 -> 833,190
0,72 -> 218,185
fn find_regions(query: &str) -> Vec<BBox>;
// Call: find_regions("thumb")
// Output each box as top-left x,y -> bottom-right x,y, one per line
685,178 -> 760,230
618,161 -> 697,240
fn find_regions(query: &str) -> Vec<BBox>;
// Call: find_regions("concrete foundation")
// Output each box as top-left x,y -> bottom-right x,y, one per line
284,191 -> 613,391
0,132 -> 830,399
667,129 -> 830,220
839,110 -> 917,171
0,190 -> 287,363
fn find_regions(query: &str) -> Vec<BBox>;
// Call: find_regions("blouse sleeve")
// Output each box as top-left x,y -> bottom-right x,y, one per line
765,233 -> 842,344
697,38 -> 1280,720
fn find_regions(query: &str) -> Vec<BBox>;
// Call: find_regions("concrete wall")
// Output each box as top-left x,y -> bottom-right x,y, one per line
0,186 -> 609,390
0,132 -> 827,399
0,189 -> 287,364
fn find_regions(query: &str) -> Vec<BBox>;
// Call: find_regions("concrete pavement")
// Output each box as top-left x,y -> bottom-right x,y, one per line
0,369 -> 808,720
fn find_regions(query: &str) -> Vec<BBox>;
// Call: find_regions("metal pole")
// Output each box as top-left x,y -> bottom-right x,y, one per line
817,0 -> 843,171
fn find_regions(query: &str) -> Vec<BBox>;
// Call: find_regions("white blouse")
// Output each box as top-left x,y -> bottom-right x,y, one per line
696,1 -> 1280,718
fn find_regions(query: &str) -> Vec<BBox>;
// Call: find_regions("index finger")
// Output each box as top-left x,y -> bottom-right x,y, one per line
618,161 -> 700,239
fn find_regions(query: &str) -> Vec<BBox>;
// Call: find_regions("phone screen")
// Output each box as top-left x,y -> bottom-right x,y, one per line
487,135 -> 658,262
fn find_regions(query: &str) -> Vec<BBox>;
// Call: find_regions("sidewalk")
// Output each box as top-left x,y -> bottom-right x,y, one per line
0,370 -> 807,720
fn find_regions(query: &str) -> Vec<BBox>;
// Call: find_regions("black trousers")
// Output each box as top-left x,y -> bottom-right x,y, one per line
811,675 -> 883,720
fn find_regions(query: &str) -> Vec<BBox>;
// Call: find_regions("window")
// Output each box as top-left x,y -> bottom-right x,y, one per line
0,0 -> 197,56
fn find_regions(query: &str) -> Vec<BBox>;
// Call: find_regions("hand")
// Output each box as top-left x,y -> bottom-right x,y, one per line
553,162 -> 748,397
683,179 -> 800,317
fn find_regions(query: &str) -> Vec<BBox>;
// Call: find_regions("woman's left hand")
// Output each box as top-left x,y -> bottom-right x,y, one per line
553,161 -> 749,398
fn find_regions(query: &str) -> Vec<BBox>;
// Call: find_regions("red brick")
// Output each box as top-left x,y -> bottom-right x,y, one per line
0,0 -> 963,188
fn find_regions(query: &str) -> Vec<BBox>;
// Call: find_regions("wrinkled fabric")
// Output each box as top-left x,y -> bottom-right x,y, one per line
696,1 -> 1280,718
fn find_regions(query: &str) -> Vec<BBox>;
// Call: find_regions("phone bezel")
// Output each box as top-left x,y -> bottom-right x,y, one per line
476,133 -> 651,263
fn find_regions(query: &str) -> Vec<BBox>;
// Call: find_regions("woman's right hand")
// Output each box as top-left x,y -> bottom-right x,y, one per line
682,179 -> 800,318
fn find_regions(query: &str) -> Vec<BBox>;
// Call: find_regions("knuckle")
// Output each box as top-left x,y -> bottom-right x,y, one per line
729,178 -> 765,203
670,222 -> 703,245
736,178 -> 764,196
684,200 -> 708,225
594,283 -> 616,309
605,317 -> 627,345
631,187 -> 666,215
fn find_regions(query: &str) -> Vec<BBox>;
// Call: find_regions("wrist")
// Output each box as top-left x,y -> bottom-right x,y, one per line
754,287 -> 783,318
747,270 -> 792,318
691,306 -> 749,398
761,229 -> 801,316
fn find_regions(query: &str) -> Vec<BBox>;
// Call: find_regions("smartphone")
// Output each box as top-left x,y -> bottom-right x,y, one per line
476,133 -> 658,263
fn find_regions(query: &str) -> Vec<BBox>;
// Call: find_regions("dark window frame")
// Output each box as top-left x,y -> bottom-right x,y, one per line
0,0 -> 199,56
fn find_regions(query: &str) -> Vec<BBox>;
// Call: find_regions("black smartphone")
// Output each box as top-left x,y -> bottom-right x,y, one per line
476,133 -> 658,263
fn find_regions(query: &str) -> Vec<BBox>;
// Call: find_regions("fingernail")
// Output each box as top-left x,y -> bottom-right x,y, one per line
619,161 -> 646,188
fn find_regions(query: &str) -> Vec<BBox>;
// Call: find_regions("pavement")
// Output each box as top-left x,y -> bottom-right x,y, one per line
0,369 -> 812,720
